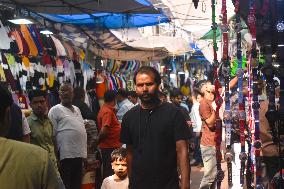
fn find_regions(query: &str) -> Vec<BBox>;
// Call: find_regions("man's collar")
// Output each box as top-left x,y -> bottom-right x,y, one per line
104,103 -> 115,110
119,99 -> 129,107
30,112 -> 47,121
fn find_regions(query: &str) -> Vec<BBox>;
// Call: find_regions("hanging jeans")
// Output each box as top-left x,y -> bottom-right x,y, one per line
199,145 -> 217,189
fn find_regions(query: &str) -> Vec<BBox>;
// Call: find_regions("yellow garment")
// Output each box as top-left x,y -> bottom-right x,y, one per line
181,85 -> 190,96
48,73 -> 55,88
111,60 -> 118,73
22,56 -> 30,68
0,64 -> 6,81
79,49 -> 85,60
0,137 -> 61,189
20,25 -> 38,57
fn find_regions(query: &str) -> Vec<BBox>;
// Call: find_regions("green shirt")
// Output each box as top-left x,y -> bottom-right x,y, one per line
27,112 -> 58,172
0,137 -> 62,189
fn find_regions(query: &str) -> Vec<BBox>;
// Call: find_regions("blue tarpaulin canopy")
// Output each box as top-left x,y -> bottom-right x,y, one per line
40,13 -> 169,29
3,0 -> 169,28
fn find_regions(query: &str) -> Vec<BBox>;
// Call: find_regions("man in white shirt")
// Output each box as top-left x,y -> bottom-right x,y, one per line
48,82 -> 87,189
116,89 -> 134,123
189,89 -> 203,166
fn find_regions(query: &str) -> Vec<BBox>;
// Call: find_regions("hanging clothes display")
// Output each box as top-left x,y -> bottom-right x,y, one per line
20,24 -> 38,57
0,20 -> 11,50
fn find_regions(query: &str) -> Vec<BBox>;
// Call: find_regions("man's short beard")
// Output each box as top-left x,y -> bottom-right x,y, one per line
139,92 -> 160,105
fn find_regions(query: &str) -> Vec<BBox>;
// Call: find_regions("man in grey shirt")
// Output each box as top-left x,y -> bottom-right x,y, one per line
116,89 -> 134,123
48,83 -> 87,189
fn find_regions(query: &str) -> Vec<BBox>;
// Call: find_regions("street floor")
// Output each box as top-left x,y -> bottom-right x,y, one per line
190,162 -> 229,189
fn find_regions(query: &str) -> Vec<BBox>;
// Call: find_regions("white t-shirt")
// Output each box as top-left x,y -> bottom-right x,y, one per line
22,112 -> 31,135
101,175 -> 129,189
48,104 -> 87,160
189,102 -> 202,133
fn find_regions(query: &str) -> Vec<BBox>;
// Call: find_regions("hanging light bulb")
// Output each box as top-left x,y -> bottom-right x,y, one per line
192,0 -> 199,9
40,19 -> 54,35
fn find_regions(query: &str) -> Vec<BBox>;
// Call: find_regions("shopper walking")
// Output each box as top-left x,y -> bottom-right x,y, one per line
120,66 -> 191,189
27,90 -> 60,175
198,81 -> 217,189
127,91 -> 139,106
97,90 -> 122,179
190,89 -> 203,166
48,82 -> 87,189
116,89 -> 135,123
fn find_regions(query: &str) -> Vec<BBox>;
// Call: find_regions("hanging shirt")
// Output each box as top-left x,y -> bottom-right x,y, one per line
62,41 -> 74,60
50,36 -> 67,57
31,25 -> 44,51
5,53 -> 18,79
0,63 -> 6,82
17,93 -> 29,109
17,29 -> 30,55
20,25 -> 38,56
10,30 -> 23,54
68,60 -> 76,86
96,74 -> 107,98
22,56 -> 30,69
1,53 -> 16,90
0,20 -> 11,50
46,35 -> 57,56
27,25 -> 43,54
7,27 -> 20,54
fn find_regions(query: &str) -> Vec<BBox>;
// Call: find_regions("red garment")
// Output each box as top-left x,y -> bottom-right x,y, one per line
10,30 -> 23,54
42,54 -> 52,65
17,93 -> 29,109
96,74 -> 107,98
199,98 -> 216,146
17,29 -> 30,56
97,104 -> 121,149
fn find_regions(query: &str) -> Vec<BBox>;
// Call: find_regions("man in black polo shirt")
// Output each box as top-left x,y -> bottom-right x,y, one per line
120,66 -> 191,189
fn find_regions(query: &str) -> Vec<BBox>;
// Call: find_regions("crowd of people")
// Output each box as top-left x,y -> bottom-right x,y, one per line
0,65 -> 281,189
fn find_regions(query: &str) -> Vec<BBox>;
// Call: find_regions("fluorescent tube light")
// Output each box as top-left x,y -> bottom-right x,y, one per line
8,18 -> 33,25
40,29 -> 53,35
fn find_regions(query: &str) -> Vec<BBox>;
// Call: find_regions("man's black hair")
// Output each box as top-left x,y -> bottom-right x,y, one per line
111,147 -> 127,162
134,66 -> 161,85
28,90 -> 46,102
59,81 -> 73,89
73,87 -> 85,101
104,90 -> 117,103
169,89 -> 183,98
195,79 -> 208,91
192,88 -> 202,98
0,82 -> 13,121
158,90 -> 167,97
128,91 -> 138,98
117,89 -> 128,98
